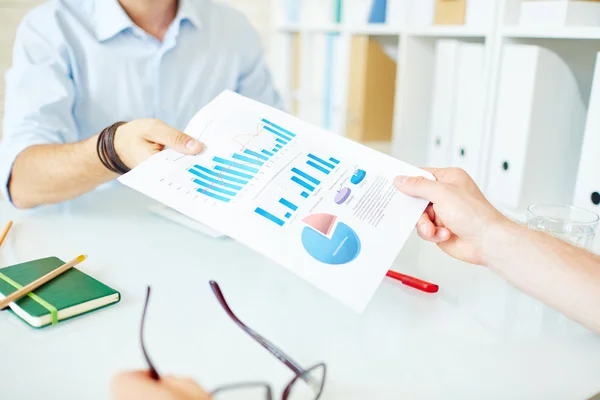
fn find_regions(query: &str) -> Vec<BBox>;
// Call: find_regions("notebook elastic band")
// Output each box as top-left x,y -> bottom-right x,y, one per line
0,272 -> 58,325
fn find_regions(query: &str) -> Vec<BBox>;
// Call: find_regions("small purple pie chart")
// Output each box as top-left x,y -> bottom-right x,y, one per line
334,187 -> 352,204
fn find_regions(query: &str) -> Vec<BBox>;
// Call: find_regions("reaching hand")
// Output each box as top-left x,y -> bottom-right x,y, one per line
113,118 -> 204,169
394,168 -> 512,266
111,371 -> 211,400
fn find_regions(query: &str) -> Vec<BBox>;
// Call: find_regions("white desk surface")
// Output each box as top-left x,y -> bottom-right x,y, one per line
0,184 -> 599,400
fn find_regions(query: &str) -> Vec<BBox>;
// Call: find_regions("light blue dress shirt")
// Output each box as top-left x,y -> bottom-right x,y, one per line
0,0 -> 282,202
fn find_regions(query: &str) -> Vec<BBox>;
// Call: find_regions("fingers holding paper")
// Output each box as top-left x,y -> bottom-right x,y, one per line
394,167 -> 511,266
416,208 -> 451,243
113,119 -> 205,170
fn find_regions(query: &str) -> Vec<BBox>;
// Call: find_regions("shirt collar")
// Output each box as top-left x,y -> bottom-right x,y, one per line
177,0 -> 203,29
94,0 -> 134,42
94,0 -> 202,42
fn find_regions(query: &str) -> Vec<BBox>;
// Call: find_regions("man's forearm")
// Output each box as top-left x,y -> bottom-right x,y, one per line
8,134 -> 117,208
485,221 -> 600,333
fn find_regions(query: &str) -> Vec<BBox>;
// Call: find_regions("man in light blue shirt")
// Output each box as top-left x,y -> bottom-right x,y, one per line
0,0 -> 282,208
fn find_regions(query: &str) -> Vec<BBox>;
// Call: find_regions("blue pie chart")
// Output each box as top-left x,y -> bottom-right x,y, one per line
301,214 -> 361,265
351,169 -> 366,185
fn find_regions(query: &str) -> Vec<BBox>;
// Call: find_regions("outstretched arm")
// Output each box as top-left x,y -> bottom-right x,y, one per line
394,168 -> 600,334
8,119 -> 203,209
485,218 -> 600,333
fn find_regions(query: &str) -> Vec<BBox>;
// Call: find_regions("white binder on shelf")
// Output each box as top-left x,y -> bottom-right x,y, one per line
465,0 -> 496,28
450,43 -> 485,182
573,53 -> 600,214
427,40 -> 460,168
387,0 -> 408,26
520,0 -> 600,27
407,0 -> 435,27
301,0 -> 337,24
283,0 -> 301,23
487,44 -> 587,210
343,0 -> 374,25
298,33 -> 327,128
328,34 -> 351,135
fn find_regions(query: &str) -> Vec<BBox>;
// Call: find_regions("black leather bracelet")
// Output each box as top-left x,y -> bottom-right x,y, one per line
105,122 -> 130,173
97,127 -> 116,173
96,121 -> 129,174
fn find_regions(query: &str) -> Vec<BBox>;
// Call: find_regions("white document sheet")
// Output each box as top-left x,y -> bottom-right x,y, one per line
119,91 -> 431,312
148,205 -> 226,238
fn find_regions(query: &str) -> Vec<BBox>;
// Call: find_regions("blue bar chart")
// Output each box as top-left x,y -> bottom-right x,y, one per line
291,176 -> 315,192
255,207 -> 285,226
306,154 -> 339,175
290,153 -> 337,195
254,152 -> 341,227
190,118 -> 296,203
279,198 -> 298,211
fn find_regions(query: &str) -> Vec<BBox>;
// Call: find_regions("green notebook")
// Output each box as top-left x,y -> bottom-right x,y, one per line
0,257 -> 120,328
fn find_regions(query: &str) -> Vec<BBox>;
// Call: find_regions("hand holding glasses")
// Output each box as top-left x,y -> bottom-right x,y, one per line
140,282 -> 327,400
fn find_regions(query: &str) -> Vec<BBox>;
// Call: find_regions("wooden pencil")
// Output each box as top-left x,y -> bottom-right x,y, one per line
0,254 -> 86,310
0,220 -> 13,248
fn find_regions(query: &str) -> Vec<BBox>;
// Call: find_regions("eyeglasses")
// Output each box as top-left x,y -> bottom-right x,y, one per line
140,281 -> 327,399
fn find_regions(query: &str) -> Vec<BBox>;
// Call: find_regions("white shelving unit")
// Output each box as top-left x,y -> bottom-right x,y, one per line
502,26 -> 600,39
485,0 -> 600,215
270,0 -> 600,217
405,25 -> 489,37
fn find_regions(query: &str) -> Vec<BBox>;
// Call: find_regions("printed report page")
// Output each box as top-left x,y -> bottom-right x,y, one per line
120,91 -> 431,312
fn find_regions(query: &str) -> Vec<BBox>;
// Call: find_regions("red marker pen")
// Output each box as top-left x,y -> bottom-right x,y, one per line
386,270 -> 439,293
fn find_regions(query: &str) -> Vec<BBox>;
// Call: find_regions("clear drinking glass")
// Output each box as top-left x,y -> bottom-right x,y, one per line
527,205 -> 599,250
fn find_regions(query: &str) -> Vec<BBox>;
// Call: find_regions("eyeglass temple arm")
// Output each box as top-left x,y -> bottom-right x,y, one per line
142,287 -> 160,380
209,281 -> 306,377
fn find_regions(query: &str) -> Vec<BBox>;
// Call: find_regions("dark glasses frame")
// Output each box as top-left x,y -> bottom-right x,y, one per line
140,282 -> 327,399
